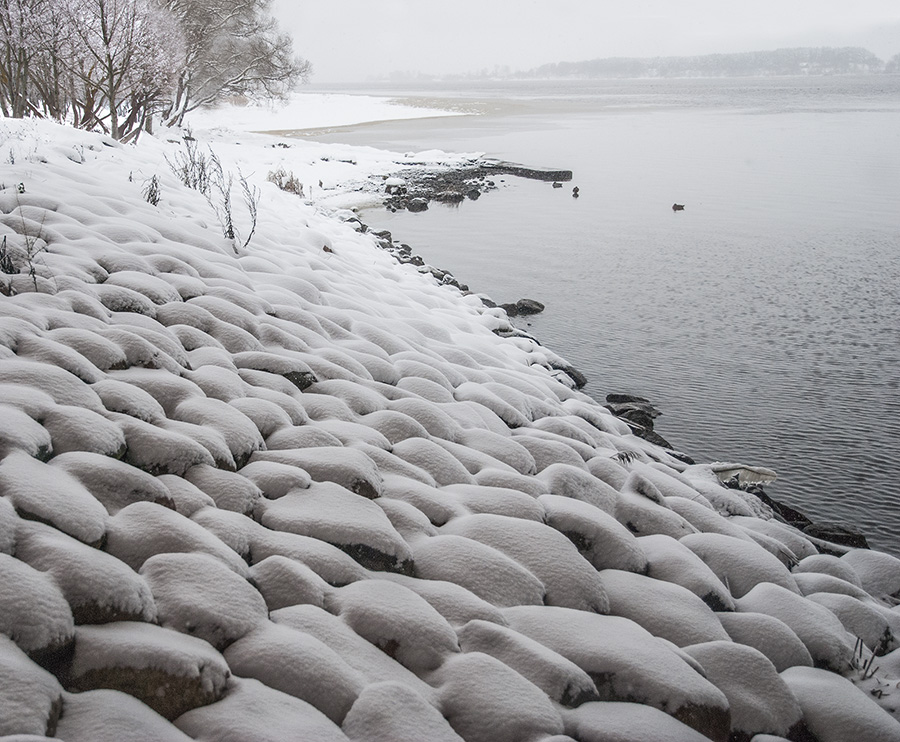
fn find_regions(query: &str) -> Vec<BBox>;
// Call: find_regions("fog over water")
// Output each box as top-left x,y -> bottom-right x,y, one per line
273,1 -> 900,82
302,77 -> 900,555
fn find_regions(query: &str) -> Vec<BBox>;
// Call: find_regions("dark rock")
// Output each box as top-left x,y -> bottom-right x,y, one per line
282,370 -> 317,391
466,189 -> 481,200
516,298 -> 545,315
552,182 -> 563,188
551,363 -> 587,390
499,302 -> 519,316
749,488 -> 813,529
434,191 -> 465,204
803,522 -> 870,549
605,401 -> 661,422
606,393 -> 651,405
407,198 -> 429,213
483,160 -> 573,182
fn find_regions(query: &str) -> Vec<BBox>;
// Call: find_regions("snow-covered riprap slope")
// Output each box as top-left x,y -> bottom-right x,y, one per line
2,120 -> 900,742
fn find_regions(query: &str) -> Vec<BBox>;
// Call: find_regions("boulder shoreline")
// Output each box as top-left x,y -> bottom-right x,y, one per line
0,118 -> 898,740
361,158 -> 877,556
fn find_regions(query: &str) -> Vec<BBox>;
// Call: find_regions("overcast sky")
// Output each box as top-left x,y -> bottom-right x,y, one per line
272,0 -> 900,83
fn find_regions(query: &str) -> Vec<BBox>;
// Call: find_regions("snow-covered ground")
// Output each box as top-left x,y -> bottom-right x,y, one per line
1,101 -> 900,742
185,90 -> 466,134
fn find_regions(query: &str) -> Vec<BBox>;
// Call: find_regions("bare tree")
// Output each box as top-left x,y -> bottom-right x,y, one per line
161,0 -> 311,126
63,0 -> 185,140
0,0 -> 311,137
0,0 -> 52,117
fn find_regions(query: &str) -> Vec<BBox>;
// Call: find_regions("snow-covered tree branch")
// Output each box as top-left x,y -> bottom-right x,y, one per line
0,0 -> 312,137
160,0 -> 311,127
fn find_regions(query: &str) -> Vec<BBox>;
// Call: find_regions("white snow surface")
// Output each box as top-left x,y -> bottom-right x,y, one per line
0,115 -> 899,740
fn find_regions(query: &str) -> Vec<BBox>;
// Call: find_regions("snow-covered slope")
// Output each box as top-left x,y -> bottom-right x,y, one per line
1,118 -> 900,742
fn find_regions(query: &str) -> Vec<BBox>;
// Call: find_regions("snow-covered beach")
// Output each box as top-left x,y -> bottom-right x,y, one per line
1,92 -> 900,740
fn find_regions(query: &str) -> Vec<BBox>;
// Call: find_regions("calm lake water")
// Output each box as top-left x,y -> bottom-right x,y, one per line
302,77 -> 900,556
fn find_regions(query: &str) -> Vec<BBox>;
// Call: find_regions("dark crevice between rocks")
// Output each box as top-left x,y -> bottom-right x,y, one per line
331,541 -> 414,576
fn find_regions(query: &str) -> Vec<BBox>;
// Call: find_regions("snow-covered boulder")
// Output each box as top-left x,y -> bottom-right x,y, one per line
223,622 -> 364,724
250,446 -> 383,498
0,635 -> 63,737
0,553 -> 74,659
237,459 -> 312,499
540,494 -> 648,574
111,412 -> 217,476
68,622 -> 230,720
735,583 -> 854,672
140,552 -> 267,650
361,409 -> 431,445
793,553 -> 864,587
343,681 -> 463,742
458,427 -> 537,474
104,501 -> 248,575
381,475 -> 465,525
683,641 -> 806,741
174,677 -> 349,742
183,464 -> 262,514
247,523 -> 369,586
15,521 -> 156,626
600,569 -> 730,647
680,532 -> 800,599
456,619 -> 599,707
376,496 -> 439,541
638,534 -> 734,611
257,481 -> 413,574
271,604 -> 435,700
49,451 -> 173,514
0,497 -> 18,555
54,689 -> 193,742
391,437 -> 478,486
378,573 -> 507,627
327,579 -> 459,673
0,404 -> 53,460
805,592 -> 897,655
562,701 -> 713,742
171,397 -> 264,467
716,612 -> 813,673
503,605 -> 731,741
432,652 -> 565,742
535,462 -> 618,514
780,665 -> 900,741
39,405 -> 126,458
157,475 -> 216,516
793,571 -> 871,600
615,473 -> 697,539
440,513 -> 609,613
411,534 -> 545,607
248,555 -> 329,611
841,549 -> 900,601
0,452 -> 107,545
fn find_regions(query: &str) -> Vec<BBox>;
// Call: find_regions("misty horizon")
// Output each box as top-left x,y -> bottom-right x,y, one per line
273,1 -> 900,83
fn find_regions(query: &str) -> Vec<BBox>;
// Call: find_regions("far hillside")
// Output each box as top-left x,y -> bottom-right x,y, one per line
521,47 -> 899,79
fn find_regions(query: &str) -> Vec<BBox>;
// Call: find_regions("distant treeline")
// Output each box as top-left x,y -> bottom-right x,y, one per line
522,47 -> 899,79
